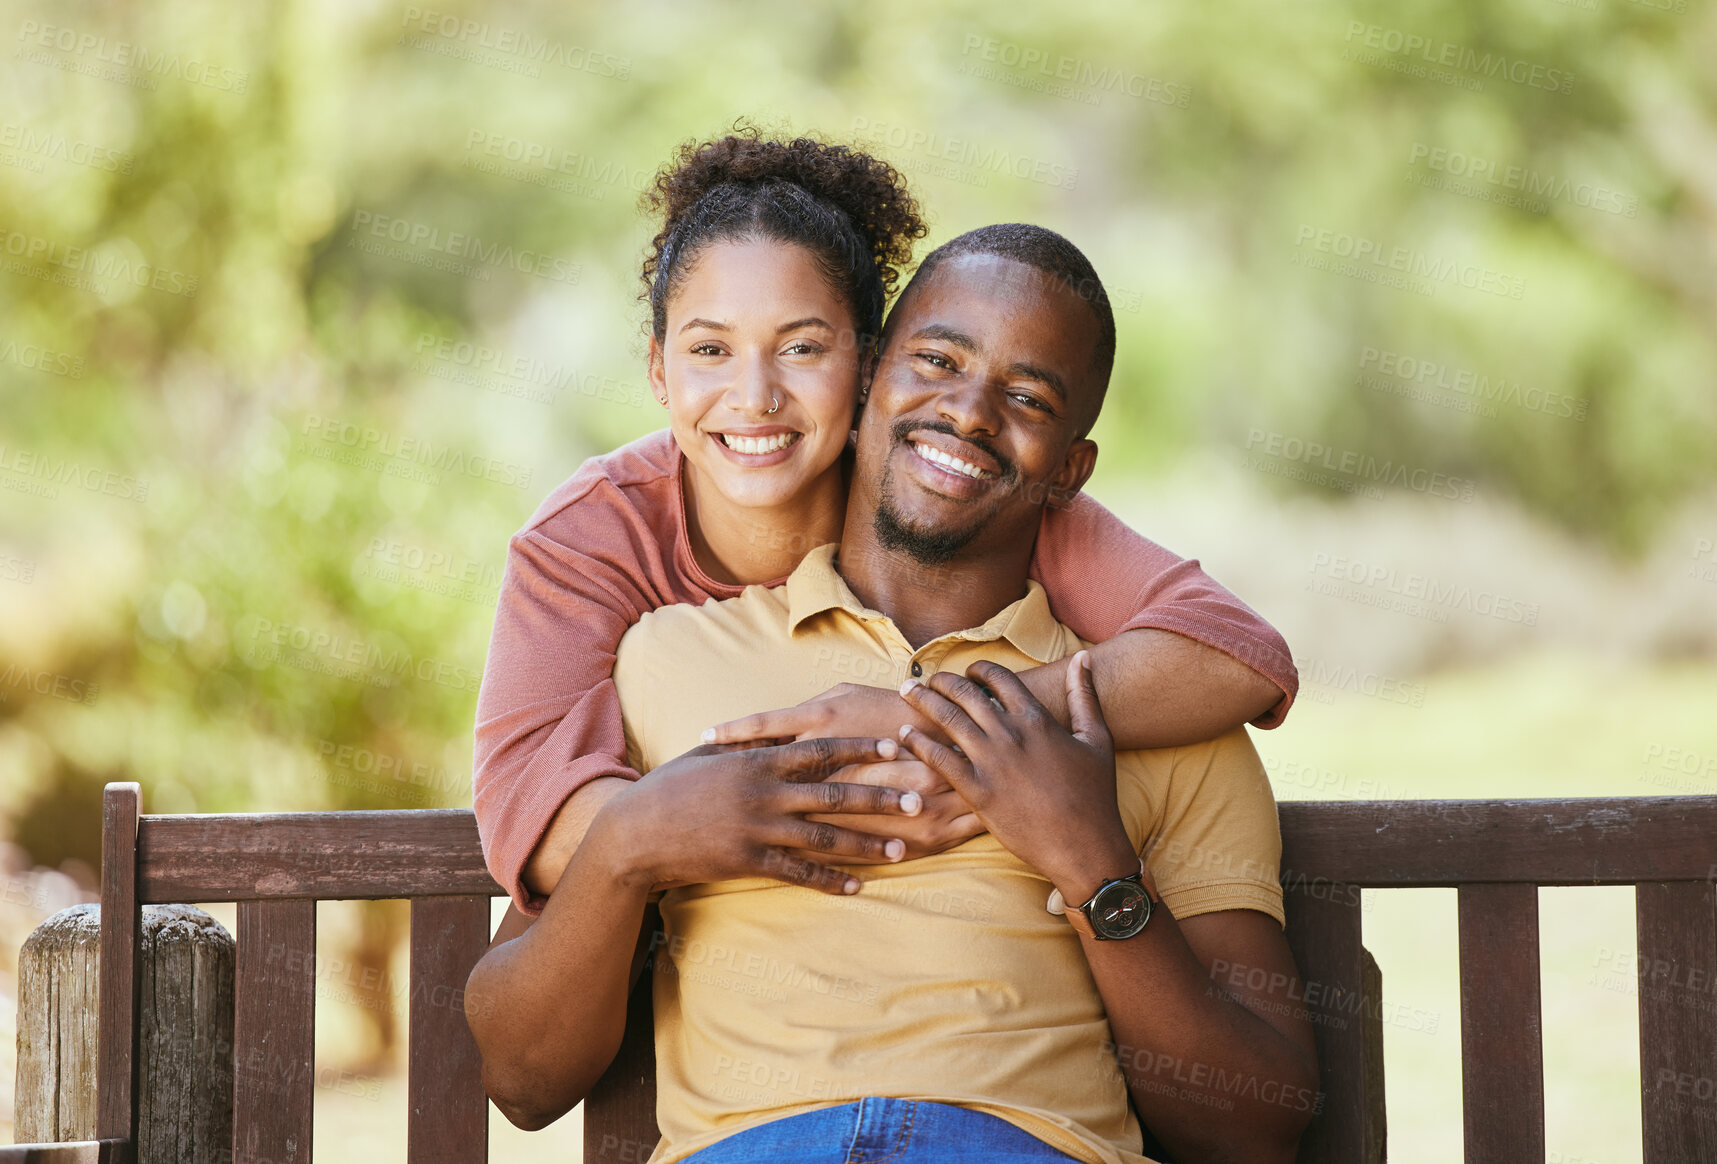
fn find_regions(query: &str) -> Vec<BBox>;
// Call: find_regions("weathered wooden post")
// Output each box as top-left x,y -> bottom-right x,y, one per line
16,902 -> 235,1163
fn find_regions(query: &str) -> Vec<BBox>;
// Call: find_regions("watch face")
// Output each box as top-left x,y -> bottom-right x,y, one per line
1091,880 -> 1151,939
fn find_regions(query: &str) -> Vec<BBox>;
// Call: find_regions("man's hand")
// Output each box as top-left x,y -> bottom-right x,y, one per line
597,737 -> 925,897
702,682 -> 940,748
896,651 -> 1138,904
798,759 -> 984,862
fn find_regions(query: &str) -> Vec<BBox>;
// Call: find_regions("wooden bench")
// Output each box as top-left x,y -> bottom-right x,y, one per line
7,783 -> 1717,1163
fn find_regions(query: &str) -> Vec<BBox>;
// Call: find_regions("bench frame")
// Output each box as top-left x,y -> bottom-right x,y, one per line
8,784 -> 1717,1163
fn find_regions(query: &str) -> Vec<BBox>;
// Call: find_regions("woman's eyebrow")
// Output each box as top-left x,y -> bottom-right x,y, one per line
776,317 -> 835,334
678,317 -> 730,334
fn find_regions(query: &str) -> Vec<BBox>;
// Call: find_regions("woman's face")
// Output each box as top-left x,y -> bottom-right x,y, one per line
650,237 -> 860,512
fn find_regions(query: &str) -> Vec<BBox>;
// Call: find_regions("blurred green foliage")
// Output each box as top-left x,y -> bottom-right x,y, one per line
0,0 -> 1712,874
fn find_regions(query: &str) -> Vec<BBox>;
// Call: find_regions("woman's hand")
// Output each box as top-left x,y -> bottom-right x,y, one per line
795,758 -> 984,862
594,736 -> 925,896
895,652 -> 1139,904
702,682 -> 941,748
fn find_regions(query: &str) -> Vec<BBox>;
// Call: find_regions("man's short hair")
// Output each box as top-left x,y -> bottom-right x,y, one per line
901,223 -> 1116,435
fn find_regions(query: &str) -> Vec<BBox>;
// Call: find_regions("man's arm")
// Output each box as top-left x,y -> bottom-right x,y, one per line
897,656 -> 1316,1163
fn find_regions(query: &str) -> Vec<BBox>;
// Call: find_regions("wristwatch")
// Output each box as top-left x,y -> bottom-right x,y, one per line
1046,858 -> 1154,940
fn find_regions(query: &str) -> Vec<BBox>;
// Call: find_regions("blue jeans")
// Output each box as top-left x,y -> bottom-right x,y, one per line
680,1097 -> 1083,1163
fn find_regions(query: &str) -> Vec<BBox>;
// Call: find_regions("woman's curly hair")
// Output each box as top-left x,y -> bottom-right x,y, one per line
640,124 -> 926,348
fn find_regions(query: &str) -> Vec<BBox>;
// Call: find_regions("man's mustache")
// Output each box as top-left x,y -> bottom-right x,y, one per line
889,419 -> 1017,483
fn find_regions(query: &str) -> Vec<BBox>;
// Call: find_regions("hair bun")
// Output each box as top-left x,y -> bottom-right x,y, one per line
642,123 -> 926,313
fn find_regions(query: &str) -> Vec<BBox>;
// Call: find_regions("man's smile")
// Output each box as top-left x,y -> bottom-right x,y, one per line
909,440 -> 996,481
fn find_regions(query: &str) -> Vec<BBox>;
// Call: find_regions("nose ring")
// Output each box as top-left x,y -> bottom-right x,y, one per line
766,395 -> 780,414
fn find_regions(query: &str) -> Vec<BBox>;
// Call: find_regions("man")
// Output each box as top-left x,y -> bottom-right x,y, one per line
466,225 -> 1318,1164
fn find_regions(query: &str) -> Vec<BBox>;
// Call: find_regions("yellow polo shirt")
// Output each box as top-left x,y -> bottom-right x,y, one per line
614,545 -> 1284,1164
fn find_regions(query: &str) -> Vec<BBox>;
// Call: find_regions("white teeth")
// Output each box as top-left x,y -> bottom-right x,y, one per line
911,441 -> 991,480
720,432 -> 800,455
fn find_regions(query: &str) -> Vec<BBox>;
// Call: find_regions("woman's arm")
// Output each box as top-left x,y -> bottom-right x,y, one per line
1029,492 -> 1297,745
705,495 -> 1294,752
474,447 -> 688,913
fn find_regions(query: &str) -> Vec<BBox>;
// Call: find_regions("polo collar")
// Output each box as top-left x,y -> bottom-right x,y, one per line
785,544 -> 1065,665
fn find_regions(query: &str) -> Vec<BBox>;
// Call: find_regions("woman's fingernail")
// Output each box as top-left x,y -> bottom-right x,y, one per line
700,728 -> 716,744
899,678 -> 919,696
898,724 -> 913,740
843,878 -> 861,894
877,738 -> 898,759
900,791 -> 922,815
885,839 -> 905,861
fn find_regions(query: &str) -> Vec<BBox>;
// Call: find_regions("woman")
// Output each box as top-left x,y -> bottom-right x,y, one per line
474,127 -> 1297,913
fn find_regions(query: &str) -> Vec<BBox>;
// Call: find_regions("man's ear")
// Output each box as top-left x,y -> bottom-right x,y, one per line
647,336 -> 669,408
1045,438 -> 1098,509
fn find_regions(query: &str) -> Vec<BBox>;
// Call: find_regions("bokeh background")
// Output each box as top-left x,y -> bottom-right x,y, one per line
3,0 -> 1715,1159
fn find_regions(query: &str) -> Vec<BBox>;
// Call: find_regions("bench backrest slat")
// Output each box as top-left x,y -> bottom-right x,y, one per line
1635,880 -> 1717,1161
407,896 -> 491,1162
233,899 -> 317,1164
1280,797 -> 1717,886
138,811 -> 500,902
1282,882 -> 1378,1163
1456,883 -> 1545,1162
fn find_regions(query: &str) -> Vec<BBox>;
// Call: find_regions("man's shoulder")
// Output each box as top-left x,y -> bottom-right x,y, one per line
619,582 -> 791,660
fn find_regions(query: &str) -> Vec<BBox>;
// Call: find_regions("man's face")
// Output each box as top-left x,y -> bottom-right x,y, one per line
854,253 -> 1103,565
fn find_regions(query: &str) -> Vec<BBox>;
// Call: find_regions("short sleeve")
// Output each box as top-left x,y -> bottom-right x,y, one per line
1032,494 -> 1299,728
1139,727 -> 1285,926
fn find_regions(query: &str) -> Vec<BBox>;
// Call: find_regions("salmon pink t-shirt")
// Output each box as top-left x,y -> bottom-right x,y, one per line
473,429 -> 1296,911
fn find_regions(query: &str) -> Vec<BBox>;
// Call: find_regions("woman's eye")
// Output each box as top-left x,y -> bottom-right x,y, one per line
783,341 -> 825,356
689,343 -> 725,356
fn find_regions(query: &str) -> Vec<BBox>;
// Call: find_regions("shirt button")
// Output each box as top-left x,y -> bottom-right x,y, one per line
910,661 -> 923,678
